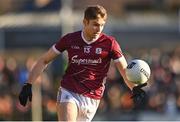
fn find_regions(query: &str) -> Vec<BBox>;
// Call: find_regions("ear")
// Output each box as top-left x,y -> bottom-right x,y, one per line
83,19 -> 88,26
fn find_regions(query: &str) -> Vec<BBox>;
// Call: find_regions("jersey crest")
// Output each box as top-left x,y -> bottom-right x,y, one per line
95,48 -> 102,54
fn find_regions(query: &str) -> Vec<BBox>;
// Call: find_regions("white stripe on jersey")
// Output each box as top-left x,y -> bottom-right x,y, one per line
52,44 -> 61,54
113,56 -> 125,63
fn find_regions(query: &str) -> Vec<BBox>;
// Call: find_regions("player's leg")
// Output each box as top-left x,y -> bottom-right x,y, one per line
56,87 -> 79,121
75,95 -> 100,121
56,87 -> 100,121
56,101 -> 78,121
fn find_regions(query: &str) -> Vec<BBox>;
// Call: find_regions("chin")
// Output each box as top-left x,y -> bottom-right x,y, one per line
94,34 -> 100,38
92,35 -> 99,39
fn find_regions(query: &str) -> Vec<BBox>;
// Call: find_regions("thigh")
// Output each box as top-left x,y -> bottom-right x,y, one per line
56,87 -> 100,121
76,95 -> 100,121
56,88 -> 78,121
56,102 -> 78,121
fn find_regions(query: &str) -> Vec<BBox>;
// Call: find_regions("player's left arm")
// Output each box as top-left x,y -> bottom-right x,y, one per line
111,38 -> 147,105
114,57 -> 147,106
114,56 -> 135,90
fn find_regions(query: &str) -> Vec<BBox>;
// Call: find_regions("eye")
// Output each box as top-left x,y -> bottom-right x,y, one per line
93,23 -> 100,27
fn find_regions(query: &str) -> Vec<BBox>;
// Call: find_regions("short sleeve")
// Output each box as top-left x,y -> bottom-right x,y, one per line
111,38 -> 123,60
53,34 -> 69,53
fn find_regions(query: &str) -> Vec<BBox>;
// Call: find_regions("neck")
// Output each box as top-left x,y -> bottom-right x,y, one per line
82,31 -> 92,42
82,30 -> 100,42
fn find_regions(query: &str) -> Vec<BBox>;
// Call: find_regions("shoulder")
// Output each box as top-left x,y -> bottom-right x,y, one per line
58,31 -> 81,44
100,33 -> 122,52
63,31 -> 81,38
56,31 -> 80,44
100,33 -> 118,43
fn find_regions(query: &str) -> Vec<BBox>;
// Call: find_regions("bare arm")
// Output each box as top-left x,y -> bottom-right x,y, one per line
115,56 -> 148,106
27,47 -> 59,84
114,56 -> 135,90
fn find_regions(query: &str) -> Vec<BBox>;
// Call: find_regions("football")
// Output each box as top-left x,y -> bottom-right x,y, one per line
125,59 -> 151,84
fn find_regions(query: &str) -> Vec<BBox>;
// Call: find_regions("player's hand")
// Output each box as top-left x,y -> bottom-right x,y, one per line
131,83 -> 147,107
19,83 -> 32,106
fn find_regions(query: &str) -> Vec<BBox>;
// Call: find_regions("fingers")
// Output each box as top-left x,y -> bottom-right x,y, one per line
131,87 -> 146,99
131,83 -> 147,108
18,83 -> 32,106
19,94 -> 28,106
19,94 -> 32,106
29,94 -> 32,102
135,83 -> 147,89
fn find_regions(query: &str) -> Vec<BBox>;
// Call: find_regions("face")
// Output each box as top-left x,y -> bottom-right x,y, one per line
83,16 -> 106,41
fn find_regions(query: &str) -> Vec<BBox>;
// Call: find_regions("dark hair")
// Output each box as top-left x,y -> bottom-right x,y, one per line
84,5 -> 107,20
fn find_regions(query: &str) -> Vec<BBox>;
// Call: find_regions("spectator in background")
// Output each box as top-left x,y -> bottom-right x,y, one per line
18,0 -> 61,12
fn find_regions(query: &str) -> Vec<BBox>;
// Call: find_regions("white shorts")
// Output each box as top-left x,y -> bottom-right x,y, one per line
57,87 -> 100,121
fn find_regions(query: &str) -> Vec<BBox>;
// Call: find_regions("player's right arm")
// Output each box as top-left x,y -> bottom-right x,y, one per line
27,47 -> 59,84
19,47 -> 59,106
19,33 -> 69,106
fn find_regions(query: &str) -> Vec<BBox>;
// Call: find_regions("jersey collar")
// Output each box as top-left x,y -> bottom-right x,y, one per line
81,31 -> 100,45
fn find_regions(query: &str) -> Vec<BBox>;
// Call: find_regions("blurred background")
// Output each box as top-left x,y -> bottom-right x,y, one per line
0,0 -> 180,121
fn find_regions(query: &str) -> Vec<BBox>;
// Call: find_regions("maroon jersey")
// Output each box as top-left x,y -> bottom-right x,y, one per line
53,31 -> 123,99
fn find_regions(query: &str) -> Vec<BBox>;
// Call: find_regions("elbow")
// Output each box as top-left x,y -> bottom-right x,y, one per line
38,56 -> 49,66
